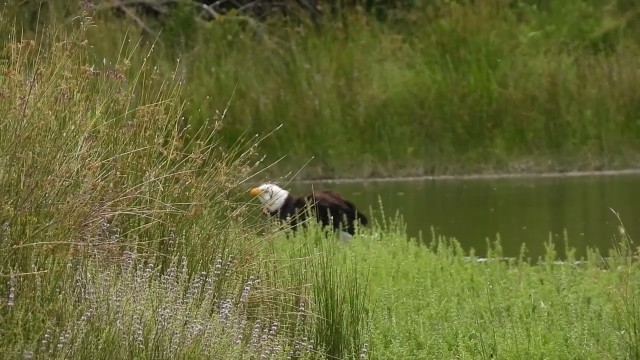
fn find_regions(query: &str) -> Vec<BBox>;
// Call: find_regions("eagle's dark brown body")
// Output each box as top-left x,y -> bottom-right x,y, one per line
269,190 -> 369,235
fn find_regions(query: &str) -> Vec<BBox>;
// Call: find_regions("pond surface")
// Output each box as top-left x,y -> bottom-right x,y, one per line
291,173 -> 640,259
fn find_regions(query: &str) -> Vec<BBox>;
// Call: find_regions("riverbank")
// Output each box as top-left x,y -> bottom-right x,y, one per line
264,149 -> 640,180
292,167 -> 640,184
176,0 -> 640,180
6,2 -> 640,181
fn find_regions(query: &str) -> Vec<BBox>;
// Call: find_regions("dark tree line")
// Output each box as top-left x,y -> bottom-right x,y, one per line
103,0 -> 417,24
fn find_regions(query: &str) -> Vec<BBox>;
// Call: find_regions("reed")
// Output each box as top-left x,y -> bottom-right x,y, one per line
0,12 -> 351,359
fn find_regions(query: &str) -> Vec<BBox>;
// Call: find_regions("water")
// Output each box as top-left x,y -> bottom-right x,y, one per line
291,174 -> 640,259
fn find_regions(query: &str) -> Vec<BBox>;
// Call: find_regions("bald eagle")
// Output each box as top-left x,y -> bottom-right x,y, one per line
249,183 -> 369,236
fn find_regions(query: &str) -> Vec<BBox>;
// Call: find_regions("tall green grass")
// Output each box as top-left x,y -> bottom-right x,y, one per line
264,226 -> 370,359
8,1 -> 640,179
0,11 -> 367,359
280,218 -> 640,359
172,1 -> 640,178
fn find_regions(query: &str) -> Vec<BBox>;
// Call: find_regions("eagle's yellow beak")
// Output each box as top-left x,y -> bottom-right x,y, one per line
249,187 -> 263,197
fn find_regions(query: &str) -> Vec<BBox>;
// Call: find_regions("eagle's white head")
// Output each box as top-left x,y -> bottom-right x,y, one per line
249,183 -> 290,213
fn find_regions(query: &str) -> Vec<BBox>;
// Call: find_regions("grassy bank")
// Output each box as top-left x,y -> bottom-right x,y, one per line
264,215 -> 640,359
277,221 -> 640,359
7,1 -> 640,179
184,3 -> 640,179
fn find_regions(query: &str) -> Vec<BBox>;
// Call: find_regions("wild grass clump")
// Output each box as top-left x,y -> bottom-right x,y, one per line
608,212 -> 640,360
0,10 -> 364,359
5,256 -> 306,359
0,11 -> 262,274
265,224 -> 370,360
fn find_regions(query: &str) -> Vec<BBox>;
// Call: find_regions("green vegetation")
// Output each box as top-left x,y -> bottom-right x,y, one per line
0,15 -> 366,359
2,4 -> 640,360
286,221 -> 640,359
11,0 -> 640,178
188,0 -> 640,179
258,213 -> 640,359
